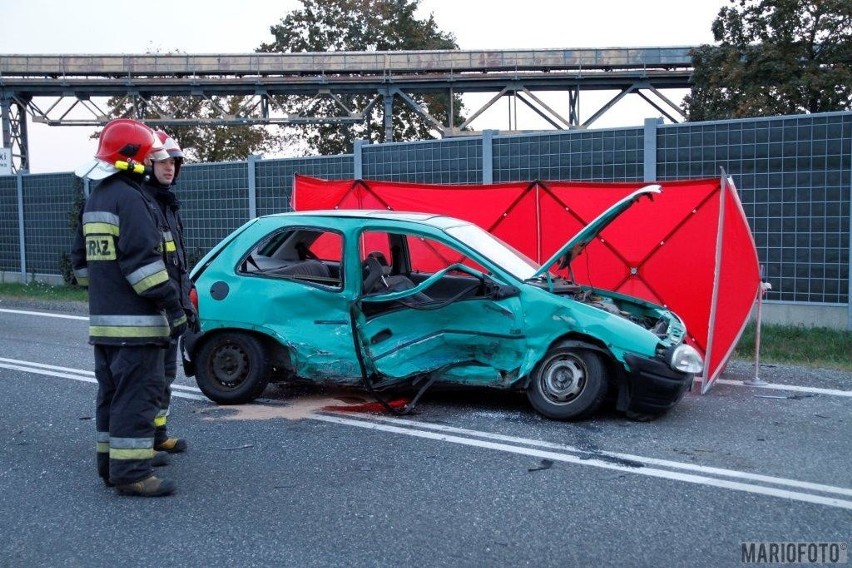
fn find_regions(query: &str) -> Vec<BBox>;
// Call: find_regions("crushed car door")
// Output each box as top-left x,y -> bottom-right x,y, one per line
353,230 -> 527,386
236,226 -> 361,383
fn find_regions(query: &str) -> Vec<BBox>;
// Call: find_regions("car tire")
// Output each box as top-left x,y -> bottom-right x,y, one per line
526,344 -> 608,420
195,332 -> 270,404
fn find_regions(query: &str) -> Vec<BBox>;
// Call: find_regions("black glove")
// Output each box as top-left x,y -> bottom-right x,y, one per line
167,307 -> 188,339
184,306 -> 200,333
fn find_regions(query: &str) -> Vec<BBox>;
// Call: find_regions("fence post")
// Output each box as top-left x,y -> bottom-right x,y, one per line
745,265 -> 771,386
643,117 -> 661,182
247,154 -> 257,219
354,139 -> 364,179
482,129 -> 495,184
16,170 -> 26,281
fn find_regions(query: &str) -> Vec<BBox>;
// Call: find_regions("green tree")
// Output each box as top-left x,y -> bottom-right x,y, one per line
684,0 -> 852,121
258,0 -> 466,155
103,93 -> 284,162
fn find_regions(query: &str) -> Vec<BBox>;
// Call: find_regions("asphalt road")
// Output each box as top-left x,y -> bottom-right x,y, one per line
0,302 -> 850,568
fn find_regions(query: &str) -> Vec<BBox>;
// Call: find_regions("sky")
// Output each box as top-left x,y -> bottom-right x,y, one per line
0,0 -> 728,173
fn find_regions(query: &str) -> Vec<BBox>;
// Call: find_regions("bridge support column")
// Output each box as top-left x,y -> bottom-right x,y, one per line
1,96 -> 29,173
568,86 -> 579,126
382,89 -> 393,142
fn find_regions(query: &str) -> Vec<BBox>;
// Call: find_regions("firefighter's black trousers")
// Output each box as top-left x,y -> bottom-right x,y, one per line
154,340 -> 178,446
94,344 -> 164,485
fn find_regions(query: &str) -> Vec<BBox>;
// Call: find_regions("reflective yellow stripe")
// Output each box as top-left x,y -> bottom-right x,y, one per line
127,261 -> 167,289
90,325 -> 170,338
163,231 -> 176,253
91,314 -> 167,327
154,415 -> 167,427
83,222 -> 120,236
77,277 -> 89,287
89,315 -> 169,339
131,270 -> 169,294
96,442 -> 109,453
110,448 -> 155,460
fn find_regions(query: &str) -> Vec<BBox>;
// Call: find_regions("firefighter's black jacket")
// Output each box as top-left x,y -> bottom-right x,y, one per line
142,178 -> 193,313
71,171 -> 184,345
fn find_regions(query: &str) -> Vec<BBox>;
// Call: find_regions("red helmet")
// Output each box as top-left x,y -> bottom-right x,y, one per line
96,119 -> 168,164
153,130 -> 185,182
76,118 -> 168,180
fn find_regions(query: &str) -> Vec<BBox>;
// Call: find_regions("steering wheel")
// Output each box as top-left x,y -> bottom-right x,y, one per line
361,256 -> 384,294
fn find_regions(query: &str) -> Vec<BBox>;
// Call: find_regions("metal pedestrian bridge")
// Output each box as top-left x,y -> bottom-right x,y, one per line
0,47 -> 697,171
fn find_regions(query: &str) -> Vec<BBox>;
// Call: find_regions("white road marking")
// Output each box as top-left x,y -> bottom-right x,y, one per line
0,308 -> 88,321
3,355 -> 852,509
715,378 -> 852,398
0,358 -> 209,401
313,413 -> 852,510
347,413 -> 852,497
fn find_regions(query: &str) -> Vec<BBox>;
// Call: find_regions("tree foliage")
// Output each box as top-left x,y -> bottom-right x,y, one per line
103,93 -> 283,163
258,0 -> 465,155
684,0 -> 852,121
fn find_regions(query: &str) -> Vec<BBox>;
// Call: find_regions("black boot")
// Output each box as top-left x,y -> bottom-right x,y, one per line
155,437 -> 188,453
98,455 -> 113,487
152,451 -> 170,467
115,475 -> 176,497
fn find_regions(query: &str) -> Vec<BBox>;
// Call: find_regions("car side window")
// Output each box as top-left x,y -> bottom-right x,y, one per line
359,230 -> 488,305
407,235 -> 486,276
239,227 -> 343,290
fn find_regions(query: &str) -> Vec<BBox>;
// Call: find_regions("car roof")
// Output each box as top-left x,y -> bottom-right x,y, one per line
267,209 -> 472,230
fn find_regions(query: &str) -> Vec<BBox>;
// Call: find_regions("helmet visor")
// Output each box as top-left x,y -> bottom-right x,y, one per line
75,159 -> 118,180
161,134 -> 185,159
149,147 -> 170,161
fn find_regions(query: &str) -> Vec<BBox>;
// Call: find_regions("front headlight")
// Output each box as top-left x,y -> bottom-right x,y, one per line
669,344 -> 703,374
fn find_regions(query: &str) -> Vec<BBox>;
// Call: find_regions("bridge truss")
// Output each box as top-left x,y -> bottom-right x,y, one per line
0,47 -> 695,172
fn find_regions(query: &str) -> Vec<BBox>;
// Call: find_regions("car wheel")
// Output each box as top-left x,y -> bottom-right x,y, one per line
527,345 -> 608,420
195,332 -> 270,404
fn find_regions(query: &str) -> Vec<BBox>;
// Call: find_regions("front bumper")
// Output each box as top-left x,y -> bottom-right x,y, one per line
620,354 -> 694,415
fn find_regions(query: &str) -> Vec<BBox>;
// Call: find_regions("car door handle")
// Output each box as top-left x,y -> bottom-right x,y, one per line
370,328 -> 392,344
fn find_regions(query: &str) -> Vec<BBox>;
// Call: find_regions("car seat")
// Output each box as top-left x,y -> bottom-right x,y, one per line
366,251 -> 432,304
276,259 -> 330,278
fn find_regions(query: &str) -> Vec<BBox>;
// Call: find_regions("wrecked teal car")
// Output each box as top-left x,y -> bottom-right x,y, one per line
182,185 -> 703,420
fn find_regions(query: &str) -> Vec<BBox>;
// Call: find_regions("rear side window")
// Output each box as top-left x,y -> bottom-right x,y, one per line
238,227 -> 343,290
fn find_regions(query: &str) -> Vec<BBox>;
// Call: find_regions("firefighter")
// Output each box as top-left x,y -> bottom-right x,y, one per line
71,118 -> 187,497
143,130 -> 198,454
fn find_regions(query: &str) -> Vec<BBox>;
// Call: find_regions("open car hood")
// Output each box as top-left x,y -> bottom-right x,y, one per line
532,184 -> 662,278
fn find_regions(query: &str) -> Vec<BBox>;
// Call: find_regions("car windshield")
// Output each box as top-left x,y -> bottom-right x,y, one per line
444,223 -> 540,280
